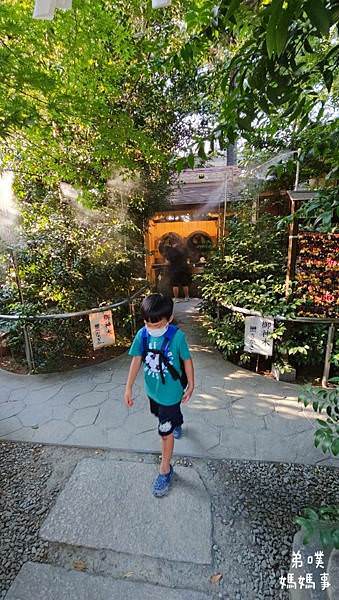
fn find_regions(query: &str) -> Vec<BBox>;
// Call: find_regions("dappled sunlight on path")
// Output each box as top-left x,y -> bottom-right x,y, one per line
0,299 -> 337,466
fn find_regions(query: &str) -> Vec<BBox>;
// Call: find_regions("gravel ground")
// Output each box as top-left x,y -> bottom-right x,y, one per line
0,443 -> 54,598
201,459 -> 338,598
0,440 -> 338,599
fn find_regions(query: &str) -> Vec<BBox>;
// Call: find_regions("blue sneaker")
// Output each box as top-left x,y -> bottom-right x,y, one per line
152,465 -> 174,497
173,426 -> 182,439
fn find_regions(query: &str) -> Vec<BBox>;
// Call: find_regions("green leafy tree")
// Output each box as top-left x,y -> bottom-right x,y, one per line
296,379 -> 339,549
197,201 -> 337,374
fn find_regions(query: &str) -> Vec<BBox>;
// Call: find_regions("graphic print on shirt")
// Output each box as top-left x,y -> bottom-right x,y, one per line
144,340 -> 174,380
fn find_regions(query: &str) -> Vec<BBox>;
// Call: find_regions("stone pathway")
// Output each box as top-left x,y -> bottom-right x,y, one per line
40,458 -> 212,564
4,447 -> 338,600
0,300 -> 336,466
5,563 -> 211,600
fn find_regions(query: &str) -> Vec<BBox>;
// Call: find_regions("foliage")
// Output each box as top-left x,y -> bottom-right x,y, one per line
299,379 -> 339,456
295,506 -> 339,549
295,379 -> 339,549
244,117 -> 339,232
197,201 -> 337,374
297,188 -> 339,233
171,0 -> 338,156
1,1 -> 337,181
0,0 -> 208,195
0,186 -> 143,370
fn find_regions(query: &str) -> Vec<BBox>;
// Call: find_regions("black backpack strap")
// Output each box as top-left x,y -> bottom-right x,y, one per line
140,327 -> 149,362
162,355 -> 180,381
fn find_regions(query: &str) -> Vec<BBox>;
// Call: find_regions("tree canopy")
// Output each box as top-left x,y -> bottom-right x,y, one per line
1,1 -> 337,192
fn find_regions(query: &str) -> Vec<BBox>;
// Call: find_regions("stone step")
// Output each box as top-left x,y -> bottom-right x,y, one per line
5,562 -> 211,600
40,458 -> 212,565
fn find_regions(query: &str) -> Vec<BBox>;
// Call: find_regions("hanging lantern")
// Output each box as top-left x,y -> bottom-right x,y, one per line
33,0 -> 72,20
152,0 -> 171,8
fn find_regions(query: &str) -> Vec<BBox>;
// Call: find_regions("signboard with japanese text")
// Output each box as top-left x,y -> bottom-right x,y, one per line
244,316 -> 274,356
89,311 -> 116,351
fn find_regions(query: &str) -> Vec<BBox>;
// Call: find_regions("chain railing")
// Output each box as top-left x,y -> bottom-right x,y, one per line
0,283 -> 149,373
214,301 -> 338,387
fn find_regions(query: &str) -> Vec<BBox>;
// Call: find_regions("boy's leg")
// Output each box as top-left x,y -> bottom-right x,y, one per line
160,433 -> 174,475
183,285 -> 189,299
172,286 -> 179,299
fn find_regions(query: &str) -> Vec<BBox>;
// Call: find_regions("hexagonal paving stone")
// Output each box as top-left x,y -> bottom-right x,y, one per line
71,391 -> 108,410
199,407 -> 232,429
210,428 -> 255,460
0,401 -> 25,421
32,420 -> 75,444
95,401 -> 129,430
231,406 -> 266,433
90,370 -> 114,383
18,405 -> 53,428
66,425 -> 110,448
8,388 -> 29,403
275,397 -> 303,416
48,382 -> 97,404
52,405 -> 74,421
94,382 -> 123,393
2,427 -> 39,443
189,391 -> 227,412
124,410 -> 156,435
254,431 -> 298,463
0,389 -> 12,404
71,407 -> 100,428
169,419 -> 220,456
0,416 -> 23,436
231,395 -> 275,417
23,386 -> 64,405
264,411 -> 315,437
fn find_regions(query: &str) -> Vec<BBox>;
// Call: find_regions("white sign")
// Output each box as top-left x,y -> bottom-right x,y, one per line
89,311 -> 115,351
33,1 -> 72,20
244,316 -> 274,356
152,0 -> 171,8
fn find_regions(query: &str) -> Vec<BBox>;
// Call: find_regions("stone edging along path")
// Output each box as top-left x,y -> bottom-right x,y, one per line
0,299 -> 337,467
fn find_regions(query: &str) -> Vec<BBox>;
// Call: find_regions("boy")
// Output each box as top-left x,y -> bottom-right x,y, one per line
124,293 -> 194,497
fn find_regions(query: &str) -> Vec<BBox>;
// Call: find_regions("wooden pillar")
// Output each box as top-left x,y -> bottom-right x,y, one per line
144,222 -> 152,282
285,197 -> 300,297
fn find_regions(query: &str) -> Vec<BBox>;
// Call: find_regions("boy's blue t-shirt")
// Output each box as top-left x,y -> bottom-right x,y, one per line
128,327 -> 191,406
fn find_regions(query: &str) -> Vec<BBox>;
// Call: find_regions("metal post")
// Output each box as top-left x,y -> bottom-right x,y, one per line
23,323 -> 34,372
294,148 -> 301,192
9,250 -> 34,372
129,301 -> 136,337
222,168 -> 228,239
322,323 -> 335,388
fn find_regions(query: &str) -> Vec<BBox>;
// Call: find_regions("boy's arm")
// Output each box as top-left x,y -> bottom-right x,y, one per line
124,356 -> 142,407
182,358 -> 194,403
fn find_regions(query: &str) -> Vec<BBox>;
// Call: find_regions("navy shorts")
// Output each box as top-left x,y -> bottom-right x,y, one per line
149,397 -> 184,437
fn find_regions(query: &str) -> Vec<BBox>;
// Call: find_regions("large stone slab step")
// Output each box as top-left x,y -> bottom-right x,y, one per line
5,562 -> 212,600
40,458 -> 212,565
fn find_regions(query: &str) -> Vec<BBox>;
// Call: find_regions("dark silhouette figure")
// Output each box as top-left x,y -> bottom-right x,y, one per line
165,243 -> 191,302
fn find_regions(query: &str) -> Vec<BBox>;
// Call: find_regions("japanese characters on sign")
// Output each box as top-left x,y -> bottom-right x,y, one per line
89,311 -> 116,351
280,550 -> 331,592
244,316 -> 274,357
